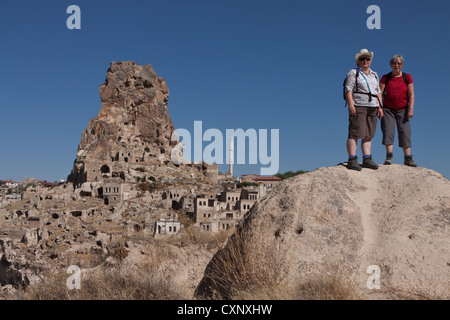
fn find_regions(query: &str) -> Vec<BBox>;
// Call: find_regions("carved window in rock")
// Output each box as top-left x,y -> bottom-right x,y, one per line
101,165 -> 110,173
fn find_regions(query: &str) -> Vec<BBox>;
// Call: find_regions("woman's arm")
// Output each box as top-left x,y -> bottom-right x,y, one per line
346,91 -> 356,115
377,93 -> 383,119
407,83 -> 415,119
379,82 -> 385,96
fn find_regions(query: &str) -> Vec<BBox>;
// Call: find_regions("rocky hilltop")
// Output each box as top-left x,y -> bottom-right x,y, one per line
196,165 -> 450,299
68,61 -> 217,189
2,162 -> 449,299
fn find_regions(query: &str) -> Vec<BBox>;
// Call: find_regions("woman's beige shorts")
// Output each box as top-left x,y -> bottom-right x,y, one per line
348,106 -> 378,139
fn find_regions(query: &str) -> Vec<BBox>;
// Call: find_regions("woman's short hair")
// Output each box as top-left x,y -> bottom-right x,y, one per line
390,54 -> 404,65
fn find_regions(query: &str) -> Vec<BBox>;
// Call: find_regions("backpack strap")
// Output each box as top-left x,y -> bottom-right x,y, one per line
354,68 -> 360,91
359,71 -> 373,102
382,72 -> 393,98
345,68 -> 381,107
403,72 -> 410,101
402,72 -> 409,85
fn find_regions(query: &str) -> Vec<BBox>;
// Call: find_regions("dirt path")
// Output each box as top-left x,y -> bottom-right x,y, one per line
345,169 -> 382,292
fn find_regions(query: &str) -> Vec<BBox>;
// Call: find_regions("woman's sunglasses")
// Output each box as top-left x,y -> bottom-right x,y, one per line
359,57 -> 371,62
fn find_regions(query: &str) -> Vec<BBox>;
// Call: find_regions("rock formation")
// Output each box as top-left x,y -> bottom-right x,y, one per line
1,61 -> 222,299
68,61 -> 217,189
196,165 -> 450,299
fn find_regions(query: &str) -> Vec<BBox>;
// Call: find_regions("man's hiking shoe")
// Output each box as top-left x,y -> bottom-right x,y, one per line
362,155 -> 379,170
347,157 -> 362,171
404,155 -> 417,167
384,152 -> 393,165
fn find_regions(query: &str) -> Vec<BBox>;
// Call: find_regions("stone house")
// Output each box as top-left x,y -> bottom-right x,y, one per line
154,216 -> 181,236
194,194 -> 220,224
252,176 -> 282,190
192,183 -> 269,233
162,187 -> 187,209
237,185 -> 265,214
102,183 -> 131,205
241,174 -> 260,182
238,199 -> 255,215
219,188 -> 242,210
199,210 -> 243,233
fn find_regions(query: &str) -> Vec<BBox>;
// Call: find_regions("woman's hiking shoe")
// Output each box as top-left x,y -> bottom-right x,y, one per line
362,155 -> 379,170
404,155 -> 417,167
384,152 -> 393,165
347,156 -> 362,171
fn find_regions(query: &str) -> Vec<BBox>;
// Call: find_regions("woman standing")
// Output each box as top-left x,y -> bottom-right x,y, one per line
380,55 -> 417,167
344,49 -> 384,171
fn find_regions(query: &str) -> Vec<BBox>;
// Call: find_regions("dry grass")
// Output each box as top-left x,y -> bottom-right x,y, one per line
196,219 -> 365,300
177,225 -> 228,245
292,270 -> 361,300
229,264 -> 361,300
15,258 -> 181,300
375,278 -> 450,300
198,224 -> 289,299
206,253 -> 361,300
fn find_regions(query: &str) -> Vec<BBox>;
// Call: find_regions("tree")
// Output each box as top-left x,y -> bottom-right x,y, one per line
275,170 -> 308,180
237,182 -> 259,188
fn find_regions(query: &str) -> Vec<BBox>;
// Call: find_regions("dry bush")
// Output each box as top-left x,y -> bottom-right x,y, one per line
199,224 -> 288,299
137,181 -> 162,193
112,246 -> 129,261
292,269 -> 361,300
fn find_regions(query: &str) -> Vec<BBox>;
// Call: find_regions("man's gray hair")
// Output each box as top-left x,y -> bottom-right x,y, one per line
390,54 -> 404,65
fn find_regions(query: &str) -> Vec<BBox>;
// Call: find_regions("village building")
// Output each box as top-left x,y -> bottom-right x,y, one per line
193,182 -> 267,233
162,187 -> 188,209
180,194 -> 195,215
154,212 -> 182,237
219,188 -> 242,210
240,175 -> 282,190
241,174 -> 260,182
254,176 -> 282,189
3,181 -> 19,189
26,186 -> 48,193
155,217 -> 181,236
194,193 -> 220,225
199,210 -> 243,233
102,183 -> 131,205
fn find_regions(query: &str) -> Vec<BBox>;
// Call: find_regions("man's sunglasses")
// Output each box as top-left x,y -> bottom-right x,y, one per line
359,57 -> 371,62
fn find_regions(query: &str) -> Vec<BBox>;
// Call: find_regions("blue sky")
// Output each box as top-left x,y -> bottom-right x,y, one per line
1,0 -> 449,181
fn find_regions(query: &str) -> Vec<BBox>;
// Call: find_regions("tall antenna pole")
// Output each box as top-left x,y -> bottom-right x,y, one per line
229,134 -> 234,177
